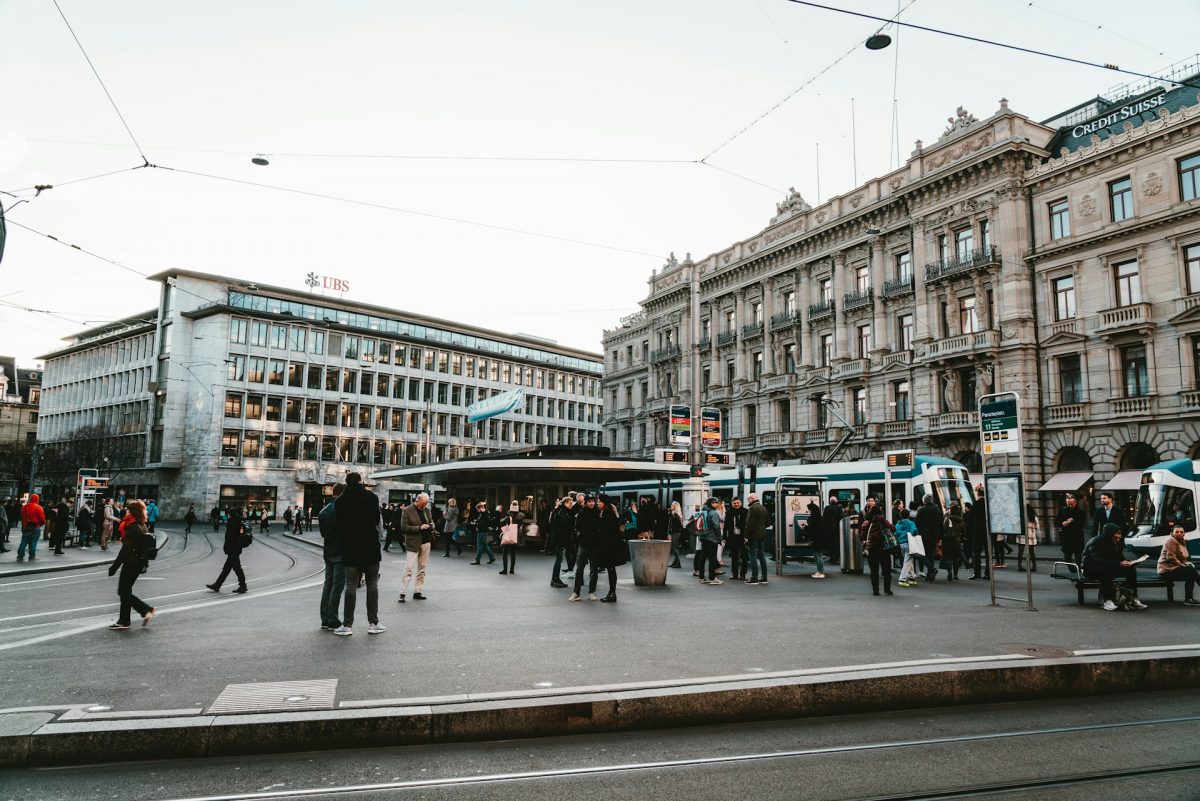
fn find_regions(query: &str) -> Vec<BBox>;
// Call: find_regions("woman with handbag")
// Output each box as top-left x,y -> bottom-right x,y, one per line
206,508 -> 249,594
498,505 -> 521,574
441,498 -> 461,557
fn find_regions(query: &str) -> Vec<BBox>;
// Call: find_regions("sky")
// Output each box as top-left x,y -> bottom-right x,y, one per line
2,0 -> 1198,366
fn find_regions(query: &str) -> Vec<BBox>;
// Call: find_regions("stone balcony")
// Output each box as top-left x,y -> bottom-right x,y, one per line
882,275 -> 915,299
649,345 -> 681,363
759,431 -> 806,448
832,357 -> 870,379
1109,395 -> 1155,417
705,384 -> 733,404
842,288 -> 873,312
927,410 -> 979,433
923,329 -> 1000,359
741,322 -> 764,340
717,330 -> 737,347
1046,403 -> 1087,423
770,311 -> 801,330
881,351 -> 912,369
1184,391 -> 1200,410
880,419 -> 913,437
644,396 -> 673,415
924,246 -> 1000,283
698,338 -> 711,351
1048,319 -> 1079,338
804,366 -> 831,383
761,373 -> 798,392
808,299 -> 835,322
1095,303 -> 1153,336
612,407 -> 635,423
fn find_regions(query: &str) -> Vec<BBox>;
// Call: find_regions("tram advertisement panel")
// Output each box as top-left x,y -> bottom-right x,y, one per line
778,480 -> 823,547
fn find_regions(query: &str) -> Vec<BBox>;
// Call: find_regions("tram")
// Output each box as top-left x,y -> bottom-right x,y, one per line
1128,459 -> 1199,557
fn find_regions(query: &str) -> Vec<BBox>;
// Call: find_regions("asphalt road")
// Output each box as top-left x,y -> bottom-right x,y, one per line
5,689 -> 1198,801
1,527 -> 1198,715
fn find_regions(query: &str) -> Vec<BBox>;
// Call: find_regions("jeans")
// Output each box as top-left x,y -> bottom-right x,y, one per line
573,547 -> 598,594
475,532 -> 495,562
868,549 -> 892,594
443,528 -> 462,556
552,543 -> 567,581
700,540 -> 719,580
1159,565 -> 1199,599
402,543 -> 431,594
1084,563 -> 1138,602
501,544 -> 517,572
746,539 -> 768,580
78,526 -> 92,547
342,563 -> 380,626
117,562 -> 152,624
18,526 -> 41,559
726,540 -> 745,577
320,556 -> 345,628
214,554 -> 246,589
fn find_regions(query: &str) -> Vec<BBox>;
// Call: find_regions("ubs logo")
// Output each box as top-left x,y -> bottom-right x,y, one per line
305,272 -> 351,293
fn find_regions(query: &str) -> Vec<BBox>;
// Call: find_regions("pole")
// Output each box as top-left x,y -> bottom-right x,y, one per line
26,443 -> 39,499
851,98 -> 858,185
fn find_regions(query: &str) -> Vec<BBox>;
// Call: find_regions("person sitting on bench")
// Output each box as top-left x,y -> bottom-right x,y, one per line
1157,525 -> 1200,607
1082,523 -> 1147,611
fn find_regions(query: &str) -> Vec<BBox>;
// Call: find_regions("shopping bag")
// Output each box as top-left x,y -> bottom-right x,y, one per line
907,536 -> 926,557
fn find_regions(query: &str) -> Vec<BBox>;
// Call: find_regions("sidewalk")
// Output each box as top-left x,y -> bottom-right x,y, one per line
0,540 -> 114,578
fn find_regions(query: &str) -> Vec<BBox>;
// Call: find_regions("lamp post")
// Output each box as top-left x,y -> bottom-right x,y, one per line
684,255 -> 707,515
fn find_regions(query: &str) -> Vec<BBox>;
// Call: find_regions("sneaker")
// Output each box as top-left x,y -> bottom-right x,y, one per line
232,586 -> 247,594
1101,600 -> 1118,611
412,592 -> 426,600
758,579 -> 768,585
709,579 -> 724,585
568,593 -> 581,601
368,623 -> 386,634
811,572 -> 826,579
142,609 -> 156,627
108,622 -> 131,630
587,593 -> 598,601
397,594 -> 406,603
550,581 -> 568,589
334,625 -> 353,635
699,578 -> 710,584
1185,598 -> 1200,606
1130,598 -> 1149,610
745,578 -> 759,585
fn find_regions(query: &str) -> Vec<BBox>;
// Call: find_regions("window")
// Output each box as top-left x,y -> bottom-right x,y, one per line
815,393 -> 828,428
265,396 -> 282,422
288,363 -> 304,387
227,355 -> 245,381
725,310 -> 736,332
702,319 -> 711,342
820,334 -> 833,367
271,325 -> 287,350
392,375 -> 404,399
752,302 -> 763,326
323,402 -> 337,426
819,278 -> 832,303
855,265 -> 869,292
959,296 -> 980,334
744,404 -> 757,437
305,400 -> 320,424
438,351 -> 449,373
726,360 -> 735,385
250,321 -> 268,347
980,219 -> 991,249
776,398 -> 790,430
1180,153 -> 1200,201
309,330 -> 325,355
896,252 -> 912,282
856,324 -> 871,358
938,234 -> 949,262
1050,199 -> 1070,240
955,227 -> 975,258
783,343 -> 796,372
324,367 -> 339,392
899,314 -> 914,351
783,291 -> 795,314
1121,344 -> 1149,397
425,349 -> 435,371
378,341 -> 391,364
327,332 -> 342,357
245,394 -> 263,420
1192,335 -> 1200,386
1058,355 -> 1083,404
221,432 -> 240,457
1186,244 -> 1200,295
894,380 -> 910,421
409,347 -> 421,369
358,405 -> 371,428
376,374 -> 389,397
1114,260 -> 1142,306
224,392 -> 243,419
752,351 -> 763,380
702,367 -> 711,390
360,372 -> 373,395
246,357 -> 265,383
1053,276 -> 1076,320
268,360 -> 285,385
1110,177 -> 1133,221
241,432 -> 261,459
361,338 -> 376,363
852,387 -> 867,425
230,318 -> 248,344
342,368 -> 357,394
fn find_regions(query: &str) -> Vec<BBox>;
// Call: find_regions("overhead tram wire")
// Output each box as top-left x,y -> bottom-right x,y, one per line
5,162 -> 152,196
783,0 -> 1200,92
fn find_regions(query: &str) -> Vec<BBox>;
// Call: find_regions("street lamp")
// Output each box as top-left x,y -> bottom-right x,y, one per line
865,31 -> 892,50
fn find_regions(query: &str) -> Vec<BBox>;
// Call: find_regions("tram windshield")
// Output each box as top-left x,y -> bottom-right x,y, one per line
928,466 -> 975,512
1134,472 -> 1196,536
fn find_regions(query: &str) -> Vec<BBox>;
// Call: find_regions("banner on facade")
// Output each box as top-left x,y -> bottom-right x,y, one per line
467,386 -> 525,424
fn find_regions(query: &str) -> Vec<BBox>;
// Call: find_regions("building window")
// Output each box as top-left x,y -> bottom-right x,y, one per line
1192,335 -> 1200,386
820,334 -> 833,367
241,432 -> 261,458
955,227 -> 974,258
271,325 -> 287,350
263,434 -> 280,460
776,398 -> 790,430
1049,199 -> 1070,240
857,324 -> 871,358
1110,177 -> 1134,221
752,302 -> 763,326
896,252 -> 912,282
819,278 -> 832,303
265,396 -> 282,422
783,291 -> 795,314
245,394 -> 263,420
855,265 -> 869,292
1186,243 -> 1200,295
219,485 -> 276,516
980,219 -> 991,250
1180,153 -> 1200,201
894,380 -> 910,421
268,360 -> 285,385
898,314 -> 914,351
725,310 -> 736,332
938,234 -> 949,262
1058,355 -> 1083,404
1121,344 -> 1149,397
229,318 -> 248,344
702,367 -> 711,390
309,330 -> 325,355
814,393 -> 828,428
753,351 -> 763,380
1114,259 -> 1142,306
783,343 -> 796,372
344,336 -> 360,360
227,355 -> 245,382
1053,276 -> 1076,320
250,321 -> 268,347
745,404 -> 756,437
852,387 -> 867,425
726,360 -> 735,385
221,432 -> 240,457
701,318 -> 711,342
287,363 -> 304,387
959,296 -> 979,334
224,392 -> 243,419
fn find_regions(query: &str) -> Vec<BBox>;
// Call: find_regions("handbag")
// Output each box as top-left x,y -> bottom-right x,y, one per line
500,522 -> 519,546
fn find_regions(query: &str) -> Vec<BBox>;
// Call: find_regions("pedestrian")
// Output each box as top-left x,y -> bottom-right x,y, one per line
259,508 -> 270,534
940,502 -> 965,580
698,497 -> 723,585
896,508 -> 920,587
101,499 -> 118,551
52,499 -> 70,555
17,493 -> 46,561
1092,491 -> 1128,539
548,496 -> 574,587
967,486 -> 990,579
318,483 -> 346,631
294,505 -> 305,535
805,501 -> 827,579
1056,493 -> 1087,567
441,498 -> 461,557
107,499 -> 157,630
689,506 -> 705,577
184,505 -> 197,538
498,503 -> 521,575
744,493 -> 769,584
666,501 -> 685,569
591,494 -> 624,602
861,504 -> 896,596
724,497 -> 747,580
210,506 -> 221,532
915,494 -> 944,581
1082,522 -> 1147,610
332,472 -> 385,635
283,505 -> 294,530
398,492 -> 435,601
0,502 -> 9,553
469,502 -> 498,565
206,508 -> 250,594
145,499 -> 159,534
306,507 -> 314,531
1157,524 -> 1200,606
568,494 -> 601,601
1018,503 -> 1039,572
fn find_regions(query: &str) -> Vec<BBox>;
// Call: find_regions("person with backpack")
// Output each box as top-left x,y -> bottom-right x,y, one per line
145,499 -> 160,534
698,498 -> 724,585
895,508 -> 920,587
206,508 -> 249,595
861,504 -> 896,596
107,499 -> 157,630
1082,522 -> 1147,611
941,502 -> 965,581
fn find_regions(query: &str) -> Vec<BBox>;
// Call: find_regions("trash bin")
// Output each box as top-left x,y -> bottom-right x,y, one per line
628,539 -> 670,586
839,517 -> 862,574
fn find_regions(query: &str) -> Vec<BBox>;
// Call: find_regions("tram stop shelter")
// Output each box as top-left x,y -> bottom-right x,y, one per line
369,445 -> 690,542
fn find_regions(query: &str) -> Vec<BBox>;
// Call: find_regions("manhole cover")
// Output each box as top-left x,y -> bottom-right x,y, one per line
208,679 -> 337,714
996,643 -> 1073,659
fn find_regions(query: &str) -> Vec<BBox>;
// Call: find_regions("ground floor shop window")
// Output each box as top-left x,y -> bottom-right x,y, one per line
220,484 -> 277,517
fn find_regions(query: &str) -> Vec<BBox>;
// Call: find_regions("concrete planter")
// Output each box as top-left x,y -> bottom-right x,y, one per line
627,539 -> 670,586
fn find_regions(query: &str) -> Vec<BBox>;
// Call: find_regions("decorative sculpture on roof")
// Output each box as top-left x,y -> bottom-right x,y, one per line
941,106 -> 979,138
775,187 -> 812,217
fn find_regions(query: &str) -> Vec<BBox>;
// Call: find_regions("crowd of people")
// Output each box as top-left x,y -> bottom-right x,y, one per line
1,495 -> 160,559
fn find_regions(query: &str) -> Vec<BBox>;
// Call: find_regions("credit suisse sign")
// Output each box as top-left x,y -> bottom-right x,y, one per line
1071,91 -> 1166,138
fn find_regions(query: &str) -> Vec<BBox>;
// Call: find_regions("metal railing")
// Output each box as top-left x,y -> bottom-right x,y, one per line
924,246 -> 999,282
842,288 -> 873,311
882,276 -> 914,298
808,299 -> 834,321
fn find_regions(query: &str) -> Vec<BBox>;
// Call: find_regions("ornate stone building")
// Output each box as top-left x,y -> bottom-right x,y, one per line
603,73 -> 1200,512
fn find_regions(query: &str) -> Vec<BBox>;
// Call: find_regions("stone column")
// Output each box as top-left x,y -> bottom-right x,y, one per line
799,266 -> 814,368
912,220 -> 929,342
833,252 -> 849,360
972,275 -> 987,331
708,300 -> 720,383
763,277 -> 777,374
735,288 -> 748,382
870,237 -> 888,354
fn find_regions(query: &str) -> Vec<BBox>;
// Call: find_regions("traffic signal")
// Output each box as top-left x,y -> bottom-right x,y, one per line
690,466 -> 708,478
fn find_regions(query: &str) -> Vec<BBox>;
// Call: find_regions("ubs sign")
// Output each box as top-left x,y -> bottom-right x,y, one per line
305,272 -> 351,293
1071,91 -> 1167,138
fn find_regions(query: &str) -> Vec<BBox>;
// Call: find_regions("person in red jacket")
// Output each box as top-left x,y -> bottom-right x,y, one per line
17,494 -> 47,562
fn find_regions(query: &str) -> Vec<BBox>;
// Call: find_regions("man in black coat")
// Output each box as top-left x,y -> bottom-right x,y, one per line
1093,491 -> 1129,538
207,509 -> 248,594
966,486 -> 990,580
1056,493 -> 1088,566
821,494 -> 844,563
914,494 -> 944,581
333,472 -> 384,635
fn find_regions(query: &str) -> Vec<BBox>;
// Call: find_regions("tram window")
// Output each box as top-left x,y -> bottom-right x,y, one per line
1136,478 -> 1196,535
867,483 -> 885,504
832,488 -> 861,515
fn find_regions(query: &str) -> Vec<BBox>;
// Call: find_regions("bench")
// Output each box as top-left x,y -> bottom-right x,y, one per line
1051,561 -> 1176,605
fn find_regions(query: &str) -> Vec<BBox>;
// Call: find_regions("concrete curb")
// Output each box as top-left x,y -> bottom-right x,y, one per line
3,649 -> 1199,768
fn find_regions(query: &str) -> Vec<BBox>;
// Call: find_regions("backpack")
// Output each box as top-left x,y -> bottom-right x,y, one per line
144,533 -> 159,561
239,524 -> 253,549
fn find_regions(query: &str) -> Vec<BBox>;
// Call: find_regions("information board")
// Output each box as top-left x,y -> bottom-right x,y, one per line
700,407 -> 722,450
980,395 -> 1020,455
669,405 -> 692,447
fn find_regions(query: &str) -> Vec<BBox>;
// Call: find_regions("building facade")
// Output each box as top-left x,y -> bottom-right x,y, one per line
603,72 -> 1200,519
37,271 -> 603,516
0,359 -> 42,498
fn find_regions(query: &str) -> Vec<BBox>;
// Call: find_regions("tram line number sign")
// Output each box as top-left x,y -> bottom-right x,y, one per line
980,396 -> 1020,455
700,407 -> 722,450
669,405 -> 692,447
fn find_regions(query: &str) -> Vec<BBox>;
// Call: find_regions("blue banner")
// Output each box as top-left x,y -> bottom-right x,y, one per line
467,386 -> 525,424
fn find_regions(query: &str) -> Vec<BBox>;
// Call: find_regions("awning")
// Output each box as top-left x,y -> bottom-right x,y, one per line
1037,472 -> 1094,492
1101,470 -> 1144,491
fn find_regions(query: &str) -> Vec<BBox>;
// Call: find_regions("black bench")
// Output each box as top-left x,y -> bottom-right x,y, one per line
1051,561 -> 1176,605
